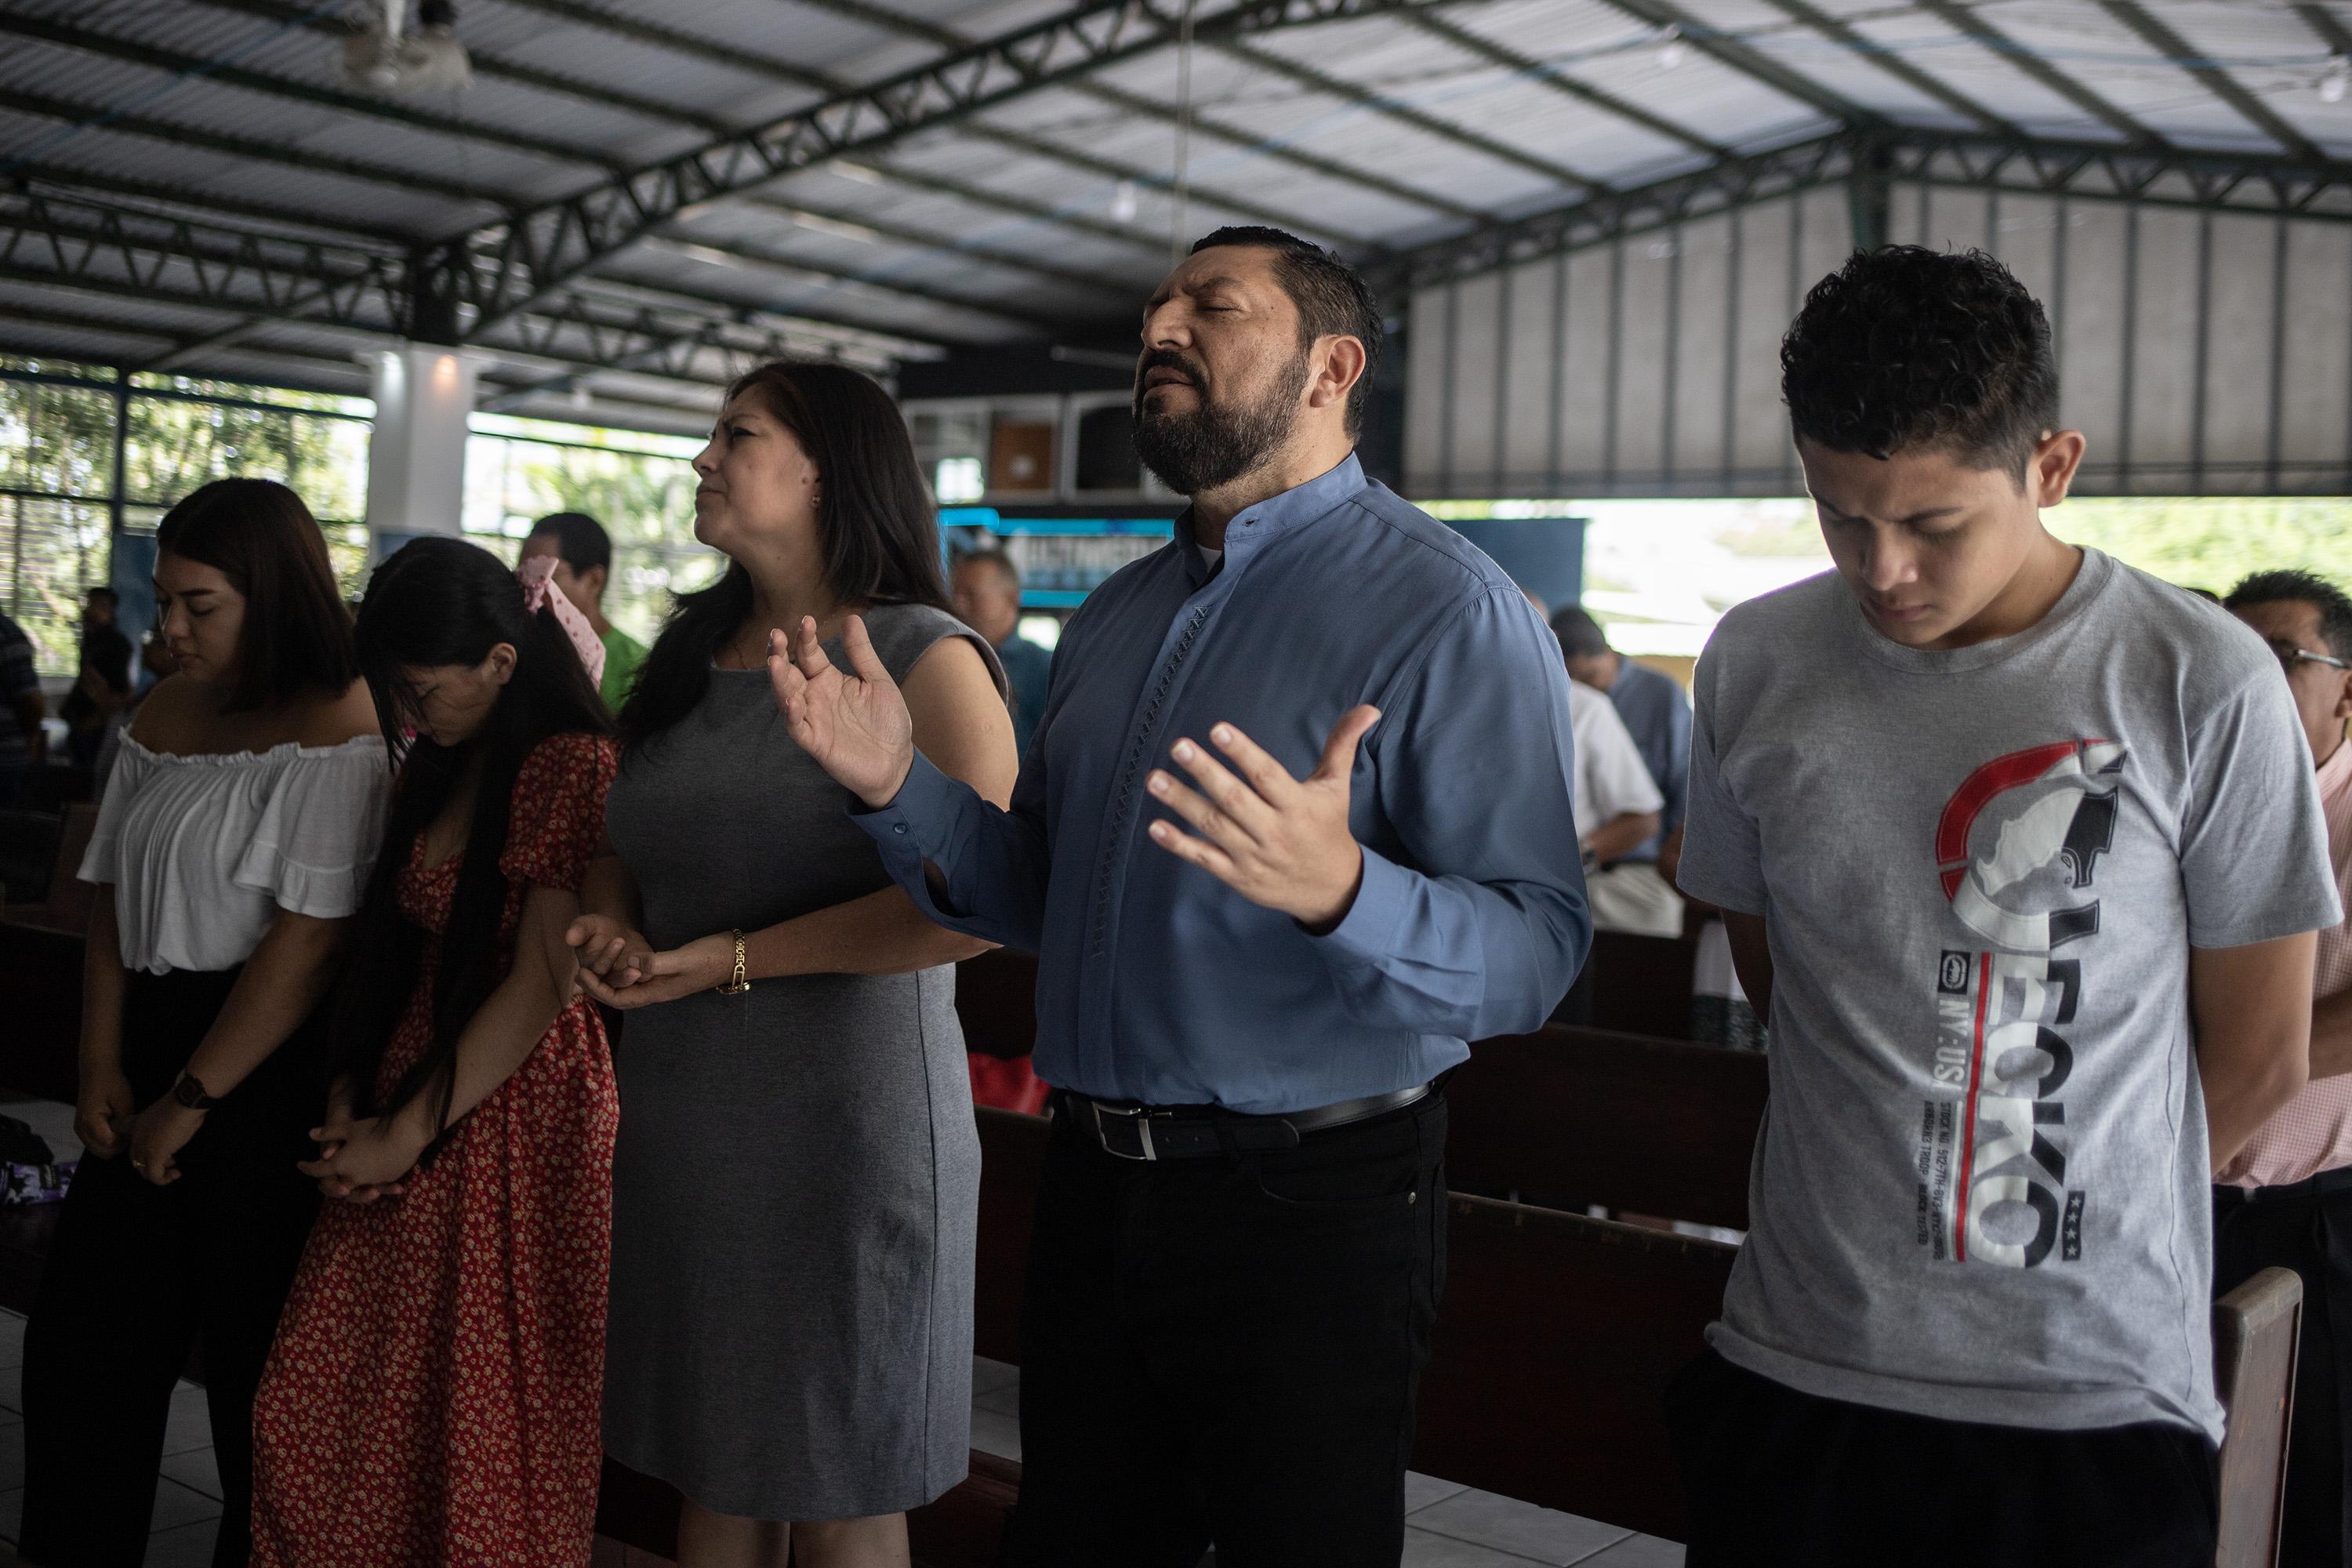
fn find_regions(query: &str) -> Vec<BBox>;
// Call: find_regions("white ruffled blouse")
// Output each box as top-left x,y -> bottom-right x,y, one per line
78,732 -> 392,975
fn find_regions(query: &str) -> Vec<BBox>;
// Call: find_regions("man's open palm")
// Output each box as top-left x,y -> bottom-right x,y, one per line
767,615 -> 915,808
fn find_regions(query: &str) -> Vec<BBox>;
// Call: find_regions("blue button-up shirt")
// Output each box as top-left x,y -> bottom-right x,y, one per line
855,454 -> 1589,1113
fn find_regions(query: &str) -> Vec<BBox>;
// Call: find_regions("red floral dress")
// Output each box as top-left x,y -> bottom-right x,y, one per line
252,733 -> 621,1567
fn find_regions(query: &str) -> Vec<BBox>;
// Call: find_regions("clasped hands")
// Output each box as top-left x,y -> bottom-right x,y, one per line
766,613 -> 1380,931
562,918 -> 735,1008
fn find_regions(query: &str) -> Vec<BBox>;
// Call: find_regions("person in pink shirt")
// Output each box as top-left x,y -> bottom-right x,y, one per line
2217,566 -> 2352,1567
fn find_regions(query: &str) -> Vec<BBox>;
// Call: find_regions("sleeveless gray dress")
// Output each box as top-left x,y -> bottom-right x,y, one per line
601,604 -> 993,1522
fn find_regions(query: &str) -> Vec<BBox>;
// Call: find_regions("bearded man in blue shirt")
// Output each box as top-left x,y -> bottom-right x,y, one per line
771,226 -> 1590,1567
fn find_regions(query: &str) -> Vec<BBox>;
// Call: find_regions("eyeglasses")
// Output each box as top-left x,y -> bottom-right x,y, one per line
2273,641 -> 2351,673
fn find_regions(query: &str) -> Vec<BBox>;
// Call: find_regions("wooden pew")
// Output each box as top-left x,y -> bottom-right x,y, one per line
974,1105 -> 1046,1365
956,1111 -> 2307,1555
960,1109 -> 1733,1540
2215,1266 -> 2303,1568
1444,1025 -> 1767,1231
1585,928 -> 1699,1041
1415,1195 -> 1733,1539
954,948 -> 1038,1062
0,803 -> 99,1103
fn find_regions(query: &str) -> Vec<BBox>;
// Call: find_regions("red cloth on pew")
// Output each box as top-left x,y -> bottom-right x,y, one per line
968,1053 -> 1050,1116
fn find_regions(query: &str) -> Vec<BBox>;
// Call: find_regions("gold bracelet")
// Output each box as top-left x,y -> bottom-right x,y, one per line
717,929 -> 750,994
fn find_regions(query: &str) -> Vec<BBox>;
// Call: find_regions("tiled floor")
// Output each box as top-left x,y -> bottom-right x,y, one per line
0,1308 -> 227,1568
0,1321 -> 1679,1567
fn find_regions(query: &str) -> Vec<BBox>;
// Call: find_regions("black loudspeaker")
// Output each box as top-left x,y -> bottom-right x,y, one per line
1074,404 -> 1141,492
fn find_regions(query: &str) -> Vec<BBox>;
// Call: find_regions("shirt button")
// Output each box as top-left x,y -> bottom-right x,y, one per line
892,823 -> 909,836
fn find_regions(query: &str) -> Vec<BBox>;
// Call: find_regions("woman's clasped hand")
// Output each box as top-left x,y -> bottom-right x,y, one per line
564,912 -> 731,1007
299,1080 -> 419,1204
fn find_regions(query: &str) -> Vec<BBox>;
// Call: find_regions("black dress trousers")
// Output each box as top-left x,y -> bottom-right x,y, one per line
20,966 -> 324,1568
1667,1348 -> 2218,1568
1002,1091 -> 1447,1568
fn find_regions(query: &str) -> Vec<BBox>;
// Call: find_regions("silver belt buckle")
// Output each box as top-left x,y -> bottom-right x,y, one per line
1091,1102 -> 1157,1161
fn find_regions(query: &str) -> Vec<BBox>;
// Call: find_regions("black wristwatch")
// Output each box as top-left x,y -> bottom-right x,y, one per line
172,1070 -> 220,1112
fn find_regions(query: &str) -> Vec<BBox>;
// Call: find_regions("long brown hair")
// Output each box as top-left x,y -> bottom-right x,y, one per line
618,360 -> 949,750
155,477 -> 358,712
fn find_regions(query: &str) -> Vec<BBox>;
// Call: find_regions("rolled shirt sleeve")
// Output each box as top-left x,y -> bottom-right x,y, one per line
1313,586 -> 1592,1040
855,742 -> 1054,952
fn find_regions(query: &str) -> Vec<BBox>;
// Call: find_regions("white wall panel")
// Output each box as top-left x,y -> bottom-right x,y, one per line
1558,245 -> 1614,482
1673,214 -> 1735,481
2126,208 -> 2200,494
1403,179 -> 2352,499
1500,253 -> 1559,490
2202,215 -> 2279,485
2281,222 -> 2352,491
1447,271 -> 1503,492
2058,201 -> 2126,477
1924,183 -> 1991,255
1404,281 -> 1448,485
1615,237 -> 1672,485
1733,197 -> 1798,481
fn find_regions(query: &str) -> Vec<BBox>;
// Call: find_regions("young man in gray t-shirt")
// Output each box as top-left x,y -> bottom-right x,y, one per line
1672,246 -> 2341,1566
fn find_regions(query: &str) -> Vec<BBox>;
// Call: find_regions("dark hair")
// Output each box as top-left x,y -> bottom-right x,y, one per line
955,547 -> 1020,590
1780,245 -> 2059,476
336,536 -> 612,1134
1189,225 -> 1383,438
154,477 -> 358,711
85,586 -> 118,606
528,511 -> 612,576
1549,606 -> 1612,660
619,361 -> 949,750
2226,568 -> 2352,662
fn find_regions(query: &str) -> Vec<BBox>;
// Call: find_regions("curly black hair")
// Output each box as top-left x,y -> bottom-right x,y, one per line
1781,245 -> 2058,475
2227,568 -> 2352,662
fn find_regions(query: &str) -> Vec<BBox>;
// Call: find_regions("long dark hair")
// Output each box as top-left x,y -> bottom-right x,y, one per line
155,477 -> 358,711
334,536 -> 612,1133
618,361 -> 949,749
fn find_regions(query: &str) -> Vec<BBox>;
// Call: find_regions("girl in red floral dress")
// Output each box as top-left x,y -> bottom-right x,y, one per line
252,536 -> 620,1566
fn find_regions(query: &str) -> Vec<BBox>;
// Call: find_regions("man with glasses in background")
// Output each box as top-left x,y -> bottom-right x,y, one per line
2215,568 -> 2352,1568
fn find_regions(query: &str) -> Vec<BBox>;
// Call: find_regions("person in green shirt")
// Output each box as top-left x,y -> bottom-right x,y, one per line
519,511 -> 648,712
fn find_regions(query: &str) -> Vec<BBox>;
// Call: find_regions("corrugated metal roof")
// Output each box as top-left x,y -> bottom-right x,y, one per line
7,0 -> 2350,412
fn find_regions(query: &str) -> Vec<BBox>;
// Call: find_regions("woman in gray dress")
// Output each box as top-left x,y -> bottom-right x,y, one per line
570,361 -> 1017,1568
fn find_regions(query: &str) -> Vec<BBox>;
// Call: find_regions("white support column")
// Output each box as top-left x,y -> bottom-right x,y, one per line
365,344 -> 478,555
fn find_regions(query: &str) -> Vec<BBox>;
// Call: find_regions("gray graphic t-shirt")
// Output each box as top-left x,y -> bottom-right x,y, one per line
1679,549 -> 2339,1440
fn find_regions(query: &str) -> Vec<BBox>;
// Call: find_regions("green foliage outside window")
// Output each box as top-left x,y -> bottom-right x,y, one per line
463,417 -> 717,648
2056,497 -> 2352,598
0,362 -> 376,671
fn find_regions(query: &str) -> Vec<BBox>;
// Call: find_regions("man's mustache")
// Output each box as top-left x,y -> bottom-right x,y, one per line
1135,349 -> 1205,394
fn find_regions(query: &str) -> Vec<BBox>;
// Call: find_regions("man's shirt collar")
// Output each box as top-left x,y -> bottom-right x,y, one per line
1172,451 -> 1368,586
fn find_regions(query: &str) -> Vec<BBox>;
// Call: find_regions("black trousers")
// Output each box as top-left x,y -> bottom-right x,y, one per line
1667,1349 -> 2218,1568
2216,1170 -> 2352,1568
1001,1091 -> 1447,1568
21,967 -> 324,1568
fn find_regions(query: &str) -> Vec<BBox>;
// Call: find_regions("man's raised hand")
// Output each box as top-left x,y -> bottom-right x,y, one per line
766,615 -> 916,808
1144,706 -> 1381,933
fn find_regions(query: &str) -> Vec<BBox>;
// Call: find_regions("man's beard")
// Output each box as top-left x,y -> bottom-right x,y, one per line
1132,350 -> 1311,497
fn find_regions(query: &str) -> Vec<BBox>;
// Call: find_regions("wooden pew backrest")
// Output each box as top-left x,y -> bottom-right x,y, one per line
1414,1195 -> 1733,1541
2214,1265 -> 2303,1568
1446,1026 -> 1766,1231
1586,930 -> 1700,1041
975,1105 -> 1049,1365
957,949 -> 1040,1061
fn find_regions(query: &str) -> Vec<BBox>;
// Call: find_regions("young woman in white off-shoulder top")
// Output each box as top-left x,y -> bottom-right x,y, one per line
17,478 -> 387,1568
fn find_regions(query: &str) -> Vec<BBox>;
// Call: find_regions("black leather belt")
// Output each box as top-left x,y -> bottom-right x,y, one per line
1056,1084 -> 1432,1162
